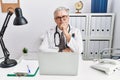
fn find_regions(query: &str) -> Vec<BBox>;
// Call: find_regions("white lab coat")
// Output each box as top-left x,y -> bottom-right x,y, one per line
39,25 -> 83,53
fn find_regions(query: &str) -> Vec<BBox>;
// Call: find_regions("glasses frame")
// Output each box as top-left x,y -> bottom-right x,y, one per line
55,15 -> 69,21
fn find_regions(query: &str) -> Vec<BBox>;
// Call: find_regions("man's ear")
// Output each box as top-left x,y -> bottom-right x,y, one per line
54,18 -> 57,23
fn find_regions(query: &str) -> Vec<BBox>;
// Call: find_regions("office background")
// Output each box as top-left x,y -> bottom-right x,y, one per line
0,0 -> 119,59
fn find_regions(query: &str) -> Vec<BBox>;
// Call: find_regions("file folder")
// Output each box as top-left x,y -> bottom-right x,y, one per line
96,17 -> 101,36
82,40 -> 86,60
100,0 -> 108,13
88,41 -> 95,60
70,17 -> 76,27
94,41 -> 100,59
105,17 -> 112,36
101,17 -> 105,36
91,0 -> 96,13
90,17 -> 96,36
91,0 -> 108,13
76,16 -> 86,37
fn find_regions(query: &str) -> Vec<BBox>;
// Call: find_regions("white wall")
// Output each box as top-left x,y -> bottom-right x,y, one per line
0,0 -> 115,59
0,0 -> 91,59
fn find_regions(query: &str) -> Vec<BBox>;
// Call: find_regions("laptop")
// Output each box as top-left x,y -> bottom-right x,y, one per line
38,52 -> 79,76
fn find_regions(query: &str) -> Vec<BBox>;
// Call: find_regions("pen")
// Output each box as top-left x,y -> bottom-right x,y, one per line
27,65 -> 31,73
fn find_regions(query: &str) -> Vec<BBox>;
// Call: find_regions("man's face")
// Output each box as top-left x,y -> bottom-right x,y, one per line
54,10 -> 69,30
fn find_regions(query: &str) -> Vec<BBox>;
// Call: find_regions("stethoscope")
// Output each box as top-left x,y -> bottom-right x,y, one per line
54,24 -> 70,47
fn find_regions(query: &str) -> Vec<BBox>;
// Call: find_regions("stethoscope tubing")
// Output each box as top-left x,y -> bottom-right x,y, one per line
54,24 -> 70,47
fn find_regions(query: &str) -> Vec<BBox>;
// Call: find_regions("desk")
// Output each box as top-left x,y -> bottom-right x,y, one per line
0,53 -> 120,80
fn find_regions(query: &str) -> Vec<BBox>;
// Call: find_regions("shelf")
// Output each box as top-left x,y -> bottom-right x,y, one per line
70,13 -> 115,60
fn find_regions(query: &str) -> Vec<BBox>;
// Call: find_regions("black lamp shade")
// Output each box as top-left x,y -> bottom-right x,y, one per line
13,8 -> 28,25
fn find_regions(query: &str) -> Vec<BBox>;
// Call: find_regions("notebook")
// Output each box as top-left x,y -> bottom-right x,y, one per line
38,52 -> 79,76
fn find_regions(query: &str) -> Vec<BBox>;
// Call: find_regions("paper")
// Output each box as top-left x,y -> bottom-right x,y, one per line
8,59 -> 39,76
2,0 -> 18,3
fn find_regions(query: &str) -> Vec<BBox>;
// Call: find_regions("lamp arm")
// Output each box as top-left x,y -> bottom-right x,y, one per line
0,11 -> 13,37
0,37 -> 9,61
0,11 -> 13,60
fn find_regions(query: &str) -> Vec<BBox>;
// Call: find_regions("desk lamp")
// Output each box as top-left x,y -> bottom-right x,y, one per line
0,8 -> 28,68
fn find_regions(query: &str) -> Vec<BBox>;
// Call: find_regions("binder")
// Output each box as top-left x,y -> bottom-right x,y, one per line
81,17 -> 86,37
96,17 -> 101,36
103,41 -> 110,58
103,0 -> 108,12
99,41 -> 105,58
70,17 -> 76,27
105,17 -> 112,36
76,16 -> 86,37
101,17 -> 105,36
90,17 -> 96,36
91,0 -> 108,13
99,40 -> 110,58
7,59 -> 39,77
91,0 -> 95,13
91,0 -> 98,13
95,0 -> 100,13
94,41 -> 100,59
88,41 -> 95,60
76,16 -> 80,29
82,40 -> 86,60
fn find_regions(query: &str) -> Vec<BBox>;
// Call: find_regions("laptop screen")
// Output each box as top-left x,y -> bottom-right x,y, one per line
38,52 -> 79,76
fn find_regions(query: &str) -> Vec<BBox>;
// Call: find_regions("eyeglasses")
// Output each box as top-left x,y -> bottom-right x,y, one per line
55,15 -> 68,21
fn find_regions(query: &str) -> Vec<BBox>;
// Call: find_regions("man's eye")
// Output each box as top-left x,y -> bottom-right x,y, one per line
56,17 -> 61,19
62,16 -> 65,18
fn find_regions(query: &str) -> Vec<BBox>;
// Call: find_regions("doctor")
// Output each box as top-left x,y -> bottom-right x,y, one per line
39,7 -> 83,53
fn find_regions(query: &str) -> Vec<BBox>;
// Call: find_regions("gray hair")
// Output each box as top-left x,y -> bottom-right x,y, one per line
54,7 -> 69,17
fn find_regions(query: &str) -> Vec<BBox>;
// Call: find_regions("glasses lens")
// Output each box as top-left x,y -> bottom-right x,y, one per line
55,15 -> 68,20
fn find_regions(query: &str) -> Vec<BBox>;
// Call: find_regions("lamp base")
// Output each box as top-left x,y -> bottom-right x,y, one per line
0,59 -> 17,68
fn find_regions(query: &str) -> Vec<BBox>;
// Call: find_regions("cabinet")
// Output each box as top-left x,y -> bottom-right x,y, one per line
69,13 -> 115,60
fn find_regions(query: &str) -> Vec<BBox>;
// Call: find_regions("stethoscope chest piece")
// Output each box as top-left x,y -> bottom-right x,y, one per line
72,33 -> 75,38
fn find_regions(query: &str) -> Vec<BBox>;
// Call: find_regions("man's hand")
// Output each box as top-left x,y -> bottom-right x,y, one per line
60,23 -> 71,42
60,23 -> 68,32
62,48 -> 73,52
